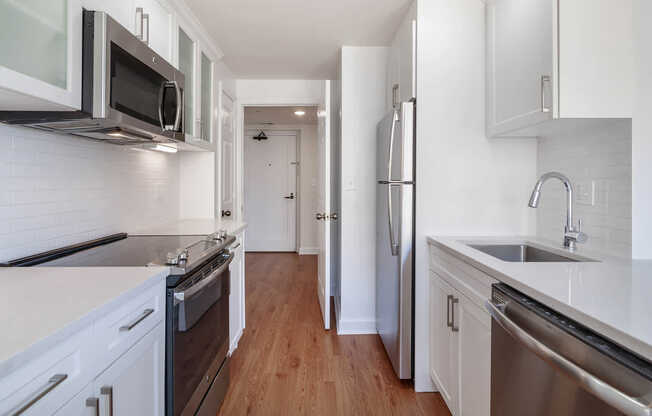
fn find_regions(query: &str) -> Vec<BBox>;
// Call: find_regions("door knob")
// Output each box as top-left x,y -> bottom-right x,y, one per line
315,213 -> 326,220
330,213 -> 338,220
284,193 -> 295,200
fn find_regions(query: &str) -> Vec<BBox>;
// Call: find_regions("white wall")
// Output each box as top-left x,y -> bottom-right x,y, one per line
338,46 -> 390,334
414,0 -> 537,391
0,125 -> 181,262
180,152 -> 215,218
236,80 -> 323,105
244,124 -> 319,253
633,0 -> 652,259
536,120 -> 632,257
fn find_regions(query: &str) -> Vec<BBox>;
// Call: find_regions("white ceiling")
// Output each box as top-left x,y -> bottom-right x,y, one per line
244,106 -> 318,125
184,0 -> 413,79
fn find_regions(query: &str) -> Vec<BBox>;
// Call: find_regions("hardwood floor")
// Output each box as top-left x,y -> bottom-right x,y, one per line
217,252 -> 451,416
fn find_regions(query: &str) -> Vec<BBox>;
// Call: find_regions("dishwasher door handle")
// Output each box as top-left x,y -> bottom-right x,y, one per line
485,300 -> 652,416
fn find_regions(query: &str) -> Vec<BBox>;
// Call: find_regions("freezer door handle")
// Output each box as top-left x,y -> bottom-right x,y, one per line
387,109 -> 399,182
387,184 -> 400,256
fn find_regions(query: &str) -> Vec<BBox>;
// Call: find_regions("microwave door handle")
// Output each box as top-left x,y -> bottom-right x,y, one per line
173,81 -> 182,131
157,82 -> 166,131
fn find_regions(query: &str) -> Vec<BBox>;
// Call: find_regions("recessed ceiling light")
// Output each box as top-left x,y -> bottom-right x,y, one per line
294,110 -> 306,116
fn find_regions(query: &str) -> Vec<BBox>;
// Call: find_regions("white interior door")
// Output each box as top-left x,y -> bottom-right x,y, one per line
317,80 -> 331,330
244,132 -> 297,251
220,92 -> 235,218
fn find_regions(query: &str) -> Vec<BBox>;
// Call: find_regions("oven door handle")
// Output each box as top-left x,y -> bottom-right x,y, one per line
174,251 -> 234,304
485,300 -> 652,416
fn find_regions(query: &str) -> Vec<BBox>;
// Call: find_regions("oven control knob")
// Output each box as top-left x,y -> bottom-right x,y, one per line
166,253 -> 179,265
178,250 -> 188,261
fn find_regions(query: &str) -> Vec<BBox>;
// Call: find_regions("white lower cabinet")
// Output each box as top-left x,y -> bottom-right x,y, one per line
93,322 -> 165,416
0,281 -> 166,416
429,270 -> 490,416
229,231 -> 246,353
53,384 -> 95,416
457,290 -> 491,416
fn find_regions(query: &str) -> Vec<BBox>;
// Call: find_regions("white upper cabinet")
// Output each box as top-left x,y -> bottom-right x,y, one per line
134,0 -> 174,61
200,51 -> 213,142
82,0 -> 173,61
387,1 -> 416,109
178,26 -> 196,139
0,0 -> 82,110
81,0 -> 133,33
486,0 -> 634,137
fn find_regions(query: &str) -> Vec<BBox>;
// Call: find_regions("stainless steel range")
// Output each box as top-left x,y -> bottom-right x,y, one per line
6,231 -> 235,416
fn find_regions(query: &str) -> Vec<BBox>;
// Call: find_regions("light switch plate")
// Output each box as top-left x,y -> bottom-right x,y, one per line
576,181 -> 595,206
343,175 -> 355,191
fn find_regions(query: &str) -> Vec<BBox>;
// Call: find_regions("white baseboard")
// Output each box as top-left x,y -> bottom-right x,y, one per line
298,247 -> 319,255
336,318 -> 377,335
228,328 -> 244,356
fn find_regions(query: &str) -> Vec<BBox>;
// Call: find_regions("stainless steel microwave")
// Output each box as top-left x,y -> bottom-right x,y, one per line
0,10 -> 185,145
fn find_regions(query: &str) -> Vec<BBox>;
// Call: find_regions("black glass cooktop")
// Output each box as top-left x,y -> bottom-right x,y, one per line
37,235 -> 213,268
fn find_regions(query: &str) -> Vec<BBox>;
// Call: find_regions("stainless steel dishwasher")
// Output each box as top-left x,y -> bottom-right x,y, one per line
486,283 -> 652,416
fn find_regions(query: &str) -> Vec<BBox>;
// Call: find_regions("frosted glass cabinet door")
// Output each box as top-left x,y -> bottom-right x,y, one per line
200,52 -> 212,142
0,0 -> 82,110
178,27 -> 195,138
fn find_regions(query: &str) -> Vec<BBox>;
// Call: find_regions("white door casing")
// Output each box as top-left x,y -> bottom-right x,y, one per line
244,131 -> 297,251
317,80 -> 331,330
220,91 -> 235,217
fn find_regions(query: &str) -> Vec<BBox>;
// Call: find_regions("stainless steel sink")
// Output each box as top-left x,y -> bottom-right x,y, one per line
468,244 -> 588,262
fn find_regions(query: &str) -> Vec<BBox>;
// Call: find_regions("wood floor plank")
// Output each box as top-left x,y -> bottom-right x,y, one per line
217,252 -> 451,416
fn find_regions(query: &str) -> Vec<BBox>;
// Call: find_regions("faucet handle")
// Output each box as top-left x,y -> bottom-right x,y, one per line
571,219 -> 588,244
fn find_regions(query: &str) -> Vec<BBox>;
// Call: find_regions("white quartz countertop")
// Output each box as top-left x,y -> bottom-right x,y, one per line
428,236 -> 652,362
131,218 -> 247,236
0,266 -> 168,377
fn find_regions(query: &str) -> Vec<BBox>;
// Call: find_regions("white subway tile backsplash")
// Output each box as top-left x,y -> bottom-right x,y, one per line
0,124 -> 181,262
536,119 -> 632,257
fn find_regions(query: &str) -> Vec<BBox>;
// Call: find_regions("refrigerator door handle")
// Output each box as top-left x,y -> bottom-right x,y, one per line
387,109 -> 400,182
388,184 -> 400,256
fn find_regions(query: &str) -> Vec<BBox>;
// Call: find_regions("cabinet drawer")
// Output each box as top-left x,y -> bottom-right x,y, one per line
94,282 -> 164,369
0,325 -> 94,416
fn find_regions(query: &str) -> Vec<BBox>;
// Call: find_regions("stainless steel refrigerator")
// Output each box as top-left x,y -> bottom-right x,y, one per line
376,101 -> 415,379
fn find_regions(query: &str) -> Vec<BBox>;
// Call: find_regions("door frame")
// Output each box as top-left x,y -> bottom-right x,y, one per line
237,101 -> 321,252
243,127 -> 300,252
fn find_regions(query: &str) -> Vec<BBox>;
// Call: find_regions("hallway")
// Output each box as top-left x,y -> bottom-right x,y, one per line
217,253 -> 451,415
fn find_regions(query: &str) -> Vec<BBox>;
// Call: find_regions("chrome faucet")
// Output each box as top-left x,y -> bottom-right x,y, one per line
528,172 -> 588,250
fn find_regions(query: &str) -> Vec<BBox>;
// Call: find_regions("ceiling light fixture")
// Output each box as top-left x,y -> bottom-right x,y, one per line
294,110 -> 306,116
151,144 -> 178,153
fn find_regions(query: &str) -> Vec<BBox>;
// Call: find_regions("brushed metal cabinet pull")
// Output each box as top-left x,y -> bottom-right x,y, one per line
7,374 -> 68,416
86,398 -> 100,416
451,297 -> 459,332
100,386 -> 113,416
119,308 -> 154,332
135,7 -> 143,40
142,13 -> 150,46
541,75 -> 551,113
446,295 -> 453,328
